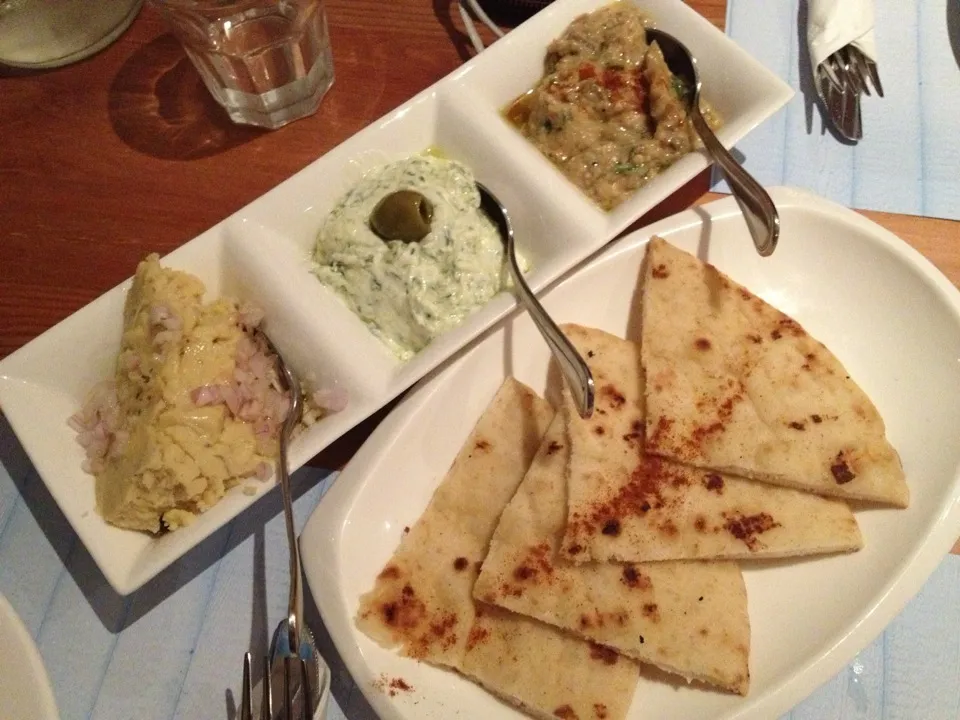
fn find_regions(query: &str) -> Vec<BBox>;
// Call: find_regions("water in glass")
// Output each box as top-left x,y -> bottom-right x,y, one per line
155,0 -> 334,130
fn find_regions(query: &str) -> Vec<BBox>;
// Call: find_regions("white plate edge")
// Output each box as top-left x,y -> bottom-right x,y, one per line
299,186 -> 960,720
0,592 -> 59,720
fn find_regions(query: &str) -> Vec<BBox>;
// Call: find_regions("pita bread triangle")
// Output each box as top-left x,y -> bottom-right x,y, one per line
640,236 -> 908,507
474,414 -> 752,695
355,378 -> 639,719
559,323 -> 863,565
461,603 -> 640,720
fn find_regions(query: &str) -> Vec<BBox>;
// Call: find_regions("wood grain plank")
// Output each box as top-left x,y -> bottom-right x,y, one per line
0,0 -> 956,553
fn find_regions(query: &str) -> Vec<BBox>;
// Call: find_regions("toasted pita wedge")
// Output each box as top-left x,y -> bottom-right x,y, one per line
559,324 -> 863,565
641,236 -> 907,507
474,415 -> 752,695
462,603 -> 640,720
356,378 -> 555,666
356,379 -> 639,718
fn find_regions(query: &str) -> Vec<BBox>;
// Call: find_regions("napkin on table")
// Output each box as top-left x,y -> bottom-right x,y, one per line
715,0 -> 960,221
807,0 -> 878,72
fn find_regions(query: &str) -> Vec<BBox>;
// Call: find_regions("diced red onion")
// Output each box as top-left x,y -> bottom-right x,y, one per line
191,385 -> 223,406
70,298 -> 351,489
312,386 -> 349,413
149,304 -> 171,326
237,302 -> 265,330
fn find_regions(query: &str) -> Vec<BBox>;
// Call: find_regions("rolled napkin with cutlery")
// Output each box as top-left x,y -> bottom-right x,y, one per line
808,0 -> 877,70
807,0 -> 883,141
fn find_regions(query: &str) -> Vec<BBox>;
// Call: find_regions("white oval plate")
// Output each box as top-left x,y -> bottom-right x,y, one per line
0,593 -> 59,720
300,187 -> 960,720
0,0 -> 791,596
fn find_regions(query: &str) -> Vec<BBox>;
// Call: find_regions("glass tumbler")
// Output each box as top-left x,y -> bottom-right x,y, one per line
149,0 -> 335,130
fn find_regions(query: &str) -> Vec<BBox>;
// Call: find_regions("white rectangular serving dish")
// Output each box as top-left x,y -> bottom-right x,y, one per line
0,0 -> 792,594
300,188 -> 960,720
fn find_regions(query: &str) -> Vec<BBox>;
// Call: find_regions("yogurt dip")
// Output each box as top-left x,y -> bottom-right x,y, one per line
313,154 -> 509,361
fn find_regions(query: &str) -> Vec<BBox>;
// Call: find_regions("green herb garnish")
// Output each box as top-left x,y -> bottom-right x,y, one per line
671,75 -> 690,102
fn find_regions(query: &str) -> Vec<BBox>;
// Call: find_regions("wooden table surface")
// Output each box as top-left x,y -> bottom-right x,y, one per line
1,0 -> 957,553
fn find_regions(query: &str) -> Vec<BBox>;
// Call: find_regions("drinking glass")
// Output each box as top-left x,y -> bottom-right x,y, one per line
149,0 -> 335,130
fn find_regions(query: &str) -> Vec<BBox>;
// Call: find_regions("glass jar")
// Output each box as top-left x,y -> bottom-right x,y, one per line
0,0 -> 143,69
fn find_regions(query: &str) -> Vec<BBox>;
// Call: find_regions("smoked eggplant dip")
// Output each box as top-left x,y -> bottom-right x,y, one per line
69,255 -> 342,534
313,154 -> 513,361
506,2 -> 722,211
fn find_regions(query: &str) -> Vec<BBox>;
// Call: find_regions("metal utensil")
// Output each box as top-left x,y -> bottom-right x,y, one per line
240,650 -> 315,720
819,53 -> 861,141
263,331 -> 321,720
263,627 -> 320,720
258,331 -> 307,660
477,183 -> 595,418
646,28 -> 780,257
240,652 -> 272,720
239,332 -> 323,720
815,44 -> 883,142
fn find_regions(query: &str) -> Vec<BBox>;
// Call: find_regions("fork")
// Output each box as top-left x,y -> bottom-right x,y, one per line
240,652 -> 313,720
816,44 -> 883,141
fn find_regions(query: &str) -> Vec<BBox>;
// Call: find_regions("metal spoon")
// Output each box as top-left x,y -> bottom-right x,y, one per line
477,183 -> 595,418
256,331 -> 325,719
265,627 -> 323,719
646,28 -> 780,257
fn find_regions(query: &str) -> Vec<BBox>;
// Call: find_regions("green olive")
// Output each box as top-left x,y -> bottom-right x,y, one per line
369,190 -> 434,243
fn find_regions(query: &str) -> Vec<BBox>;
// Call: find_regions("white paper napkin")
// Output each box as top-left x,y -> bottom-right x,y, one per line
807,0 -> 877,69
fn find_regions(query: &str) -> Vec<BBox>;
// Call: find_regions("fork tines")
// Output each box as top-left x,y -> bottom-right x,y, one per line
241,653 -> 313,720
816,43 -> 883,142
284,657 -> 313,720
262,656 -> 273,720
240,653 -> 274,720
861,54 -> 884,98
241,653 -> 253,720
299,658 -> 313,720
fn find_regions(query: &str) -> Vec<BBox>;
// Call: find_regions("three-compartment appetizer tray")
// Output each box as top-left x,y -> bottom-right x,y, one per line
0,0 -> 791,594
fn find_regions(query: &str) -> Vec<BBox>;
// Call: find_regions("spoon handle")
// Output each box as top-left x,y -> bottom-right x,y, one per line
691,110 -> 780,257
260,330 -> 306,658
279,403 -> 303,656
507,242 -> 595,419
476,182 -> 594,418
